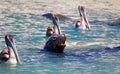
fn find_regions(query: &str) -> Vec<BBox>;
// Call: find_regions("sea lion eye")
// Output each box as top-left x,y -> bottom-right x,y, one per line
52,37 -> 57,40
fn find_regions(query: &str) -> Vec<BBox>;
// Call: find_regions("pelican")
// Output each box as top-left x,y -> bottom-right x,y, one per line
42,6 -> 120,26
46,13 -> 61,36
0,34 -> 21,64
42,5 -> 90,30
75,5 -> 90,30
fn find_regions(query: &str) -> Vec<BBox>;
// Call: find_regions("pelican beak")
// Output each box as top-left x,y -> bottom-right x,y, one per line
78,5 -> 90,30
52,13 -> 62,34
5,34 -> 14,48
5,34 -> 21,64
78,6 -> 83,17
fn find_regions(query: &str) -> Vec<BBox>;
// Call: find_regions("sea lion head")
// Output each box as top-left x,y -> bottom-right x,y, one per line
44,34 -> 66,53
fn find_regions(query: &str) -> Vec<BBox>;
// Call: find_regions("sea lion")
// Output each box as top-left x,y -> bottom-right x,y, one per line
0,34 -> 21,64
44,34 -> 66,53
44,12 -> 67,53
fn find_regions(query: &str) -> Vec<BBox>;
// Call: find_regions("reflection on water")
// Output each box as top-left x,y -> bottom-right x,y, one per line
0,64 -> 17,73
0,0 -> 120,74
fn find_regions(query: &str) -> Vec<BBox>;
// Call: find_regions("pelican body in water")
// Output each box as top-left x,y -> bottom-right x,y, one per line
0,34 -> 21,64
75,5 -> 90,30
42,6 -> 120,27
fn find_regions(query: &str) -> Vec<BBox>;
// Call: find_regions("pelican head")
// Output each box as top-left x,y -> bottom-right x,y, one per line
0,34 -> 14,62
0,49 -> 9,62
46,26 -> 55,36
5,34 -> 14,48
0,34 -> 21,64
46,13 -> 61,36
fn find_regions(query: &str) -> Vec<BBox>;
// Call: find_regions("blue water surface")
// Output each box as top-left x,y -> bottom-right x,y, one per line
0,0 -> 120,74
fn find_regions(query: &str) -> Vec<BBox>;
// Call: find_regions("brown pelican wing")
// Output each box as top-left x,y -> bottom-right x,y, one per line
42,13 -> 75,23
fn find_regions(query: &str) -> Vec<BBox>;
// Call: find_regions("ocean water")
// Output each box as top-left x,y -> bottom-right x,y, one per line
0,0 -> 120,74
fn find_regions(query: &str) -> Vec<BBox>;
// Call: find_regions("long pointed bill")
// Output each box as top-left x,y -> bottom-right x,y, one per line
5,34 -> 21,64
78,6 -> 82,17
52,13 -> 62,34
78,6 -> 90,30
